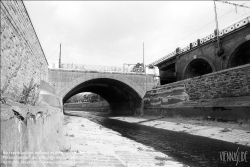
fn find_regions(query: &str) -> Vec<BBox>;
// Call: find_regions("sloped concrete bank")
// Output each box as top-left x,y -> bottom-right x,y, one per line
1,93 -> 64,167
110,116 -> 250,147
144,96 -> 250,121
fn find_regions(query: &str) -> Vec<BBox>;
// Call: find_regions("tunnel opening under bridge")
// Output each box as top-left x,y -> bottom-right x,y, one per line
184,58 -> 213,79
62,78 -> 144,115
228,40 -> 250,68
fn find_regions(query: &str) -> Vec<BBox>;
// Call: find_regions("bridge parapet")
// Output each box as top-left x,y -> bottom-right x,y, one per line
61,63 -> 124,72
48,68 -> 150,76
49,63 -> 145,74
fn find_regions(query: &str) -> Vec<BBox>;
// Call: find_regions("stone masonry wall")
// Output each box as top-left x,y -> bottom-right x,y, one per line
1,1 -> 48,101
185,64 -> 250,100
144,64 -> 250,108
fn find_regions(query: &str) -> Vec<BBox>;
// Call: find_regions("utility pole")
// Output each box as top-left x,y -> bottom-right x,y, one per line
213,0 -> 221,52
143,42 -> 146,117
59,43 -> 61,68
143,42 -> 147,91
143,42 -> 145,70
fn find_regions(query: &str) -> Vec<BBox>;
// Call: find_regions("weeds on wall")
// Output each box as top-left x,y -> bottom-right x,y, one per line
0,63 -> 40,106
0,64 -> 21,103
17,78 -> 40,106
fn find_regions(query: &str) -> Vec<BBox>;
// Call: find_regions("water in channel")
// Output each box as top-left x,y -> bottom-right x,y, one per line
67,111 -> 250,167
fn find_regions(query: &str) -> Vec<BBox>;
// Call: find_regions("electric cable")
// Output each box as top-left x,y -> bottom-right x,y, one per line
146,2 -> 250,63
47,45 -> 60,60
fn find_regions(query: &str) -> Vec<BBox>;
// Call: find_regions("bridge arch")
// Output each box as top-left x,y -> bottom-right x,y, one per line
227,40 -> 250,68
182,56 -> 215,79
59,74 -> 145,115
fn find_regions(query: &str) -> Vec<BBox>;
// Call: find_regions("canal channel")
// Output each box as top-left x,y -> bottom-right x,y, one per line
67,111 -> 250,167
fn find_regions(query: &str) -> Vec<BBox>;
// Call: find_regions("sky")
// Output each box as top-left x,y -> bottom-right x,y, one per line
24,1 -> 250,67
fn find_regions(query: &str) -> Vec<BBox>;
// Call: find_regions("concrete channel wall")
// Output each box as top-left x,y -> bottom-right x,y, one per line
1,2 -> 64,166
1,101 -> 63,166
1,78 -> 64,166
144,64 -> 250,120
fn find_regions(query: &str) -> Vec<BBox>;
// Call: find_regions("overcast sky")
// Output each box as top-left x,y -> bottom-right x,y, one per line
24,1 -> 250,67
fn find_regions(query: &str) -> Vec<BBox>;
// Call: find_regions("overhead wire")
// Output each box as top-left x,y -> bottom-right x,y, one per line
216,1 -> 250,9
146,10 -> 232,62
150,1 -> 249,45
222,11 -> 250,27
151,11 -> 214,45
47,45 -> 60,60
146,1 -> 250,63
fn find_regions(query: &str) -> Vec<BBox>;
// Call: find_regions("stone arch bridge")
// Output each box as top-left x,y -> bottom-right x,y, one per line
151,17 -> 250,85
48,69 -> 155,115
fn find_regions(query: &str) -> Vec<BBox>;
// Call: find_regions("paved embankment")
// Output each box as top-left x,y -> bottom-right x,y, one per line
1,110 -> 185,167
110,116 -> 250,146
59,114 -> 185,167
65,111 -> 250,167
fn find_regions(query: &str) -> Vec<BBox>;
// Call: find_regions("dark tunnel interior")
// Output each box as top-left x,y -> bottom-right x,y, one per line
63,78 -> 143,115
184,58 -> 213,79
228,40 -> 250,68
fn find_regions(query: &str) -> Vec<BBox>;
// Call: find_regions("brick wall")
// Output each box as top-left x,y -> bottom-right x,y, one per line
1,1 -> 48,100
144,64 -> 250,108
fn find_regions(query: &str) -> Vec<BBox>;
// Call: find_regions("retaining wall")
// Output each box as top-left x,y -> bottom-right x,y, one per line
144,64 -> 250,120
1,1 -> 65,166
1,1 -> 48,101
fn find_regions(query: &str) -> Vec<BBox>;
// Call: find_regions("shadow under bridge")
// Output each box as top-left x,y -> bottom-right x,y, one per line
62,78 -> 144,115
